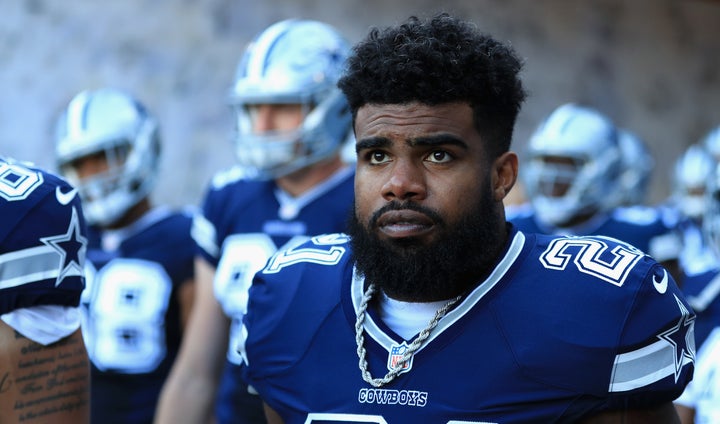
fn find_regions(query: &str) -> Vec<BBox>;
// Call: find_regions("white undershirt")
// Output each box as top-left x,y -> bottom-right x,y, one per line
1,305 -> 81,345
377,292 -> 451,340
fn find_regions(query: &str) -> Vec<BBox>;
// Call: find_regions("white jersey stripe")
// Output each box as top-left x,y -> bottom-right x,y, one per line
609,339 -> 692,392
0,245 -> 60,289
304,413 -> 388,423
687,272 -> 720,312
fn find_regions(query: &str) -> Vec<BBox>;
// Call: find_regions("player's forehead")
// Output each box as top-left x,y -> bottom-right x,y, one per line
354,102 -> 476,144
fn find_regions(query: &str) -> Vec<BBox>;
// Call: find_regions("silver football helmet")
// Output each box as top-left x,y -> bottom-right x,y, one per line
703,162 -> 720,257
55,88 -> 160,226
522,103 -> 622,227
228,19 -> 351,180
701,125 -> 720,162
671,144 -> 716,220
615,129 -> 654,206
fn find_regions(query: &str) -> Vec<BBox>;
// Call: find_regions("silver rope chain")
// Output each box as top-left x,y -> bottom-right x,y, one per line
355,283 -> 462,387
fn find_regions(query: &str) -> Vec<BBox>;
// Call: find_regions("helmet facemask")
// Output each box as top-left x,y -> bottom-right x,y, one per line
232,89 -> 349,179
525,151 -> 620,227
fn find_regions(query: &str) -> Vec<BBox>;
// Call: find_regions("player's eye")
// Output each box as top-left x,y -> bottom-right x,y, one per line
368,151 -> 390,165
426,150 -> 453,164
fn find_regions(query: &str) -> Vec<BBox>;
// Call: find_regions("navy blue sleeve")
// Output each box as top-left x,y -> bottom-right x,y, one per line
0,159 -> 87,313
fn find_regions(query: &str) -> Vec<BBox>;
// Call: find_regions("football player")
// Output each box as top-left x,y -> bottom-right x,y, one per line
240,13 -> 694,423
55,88 -> 196,424
508,102 -> 682,283
155,19 -> 354,424
669,144 -> 718,278
674,161 -> 720,422
674,159 -> 720,350
0,156 -> 90,423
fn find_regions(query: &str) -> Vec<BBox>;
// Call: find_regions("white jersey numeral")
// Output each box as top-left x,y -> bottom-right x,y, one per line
263,233 -> 349,274
82,259 -> 172,373
0,162 -> 44,201
540,237 -> 643,286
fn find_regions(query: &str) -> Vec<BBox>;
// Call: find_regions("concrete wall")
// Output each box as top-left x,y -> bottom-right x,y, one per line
2,0 -> 719,207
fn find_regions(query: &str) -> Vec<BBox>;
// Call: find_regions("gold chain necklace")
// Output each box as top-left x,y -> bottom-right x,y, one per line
355,283 -> 462,387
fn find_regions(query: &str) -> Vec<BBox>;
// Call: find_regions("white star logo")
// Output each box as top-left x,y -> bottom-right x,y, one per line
40,207 -> 88,287
657,294 -> 696,382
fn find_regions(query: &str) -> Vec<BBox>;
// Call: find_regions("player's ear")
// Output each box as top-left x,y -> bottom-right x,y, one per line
492,151 -> 518,202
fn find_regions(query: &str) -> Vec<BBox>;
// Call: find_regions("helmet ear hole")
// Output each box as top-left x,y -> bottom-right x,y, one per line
54,88 -> 160,226
228,19 -> 351,180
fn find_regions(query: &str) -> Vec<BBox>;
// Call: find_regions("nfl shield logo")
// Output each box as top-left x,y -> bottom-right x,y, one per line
387,342 -> 413,374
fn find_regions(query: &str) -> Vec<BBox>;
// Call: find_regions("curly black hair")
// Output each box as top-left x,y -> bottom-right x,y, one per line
338,13 -> 527,158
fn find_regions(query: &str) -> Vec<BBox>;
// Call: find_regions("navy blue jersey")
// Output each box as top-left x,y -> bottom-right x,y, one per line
508,203 -> 680,262
242,227 -> 695,423
0,158 -> 86,314
682,266 -> 720,349
81,207 -> 195,424
195,166 -> 354,267
193,165 -> 354,423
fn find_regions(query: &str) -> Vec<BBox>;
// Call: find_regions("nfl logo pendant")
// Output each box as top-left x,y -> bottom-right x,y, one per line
387,342 -> 413,374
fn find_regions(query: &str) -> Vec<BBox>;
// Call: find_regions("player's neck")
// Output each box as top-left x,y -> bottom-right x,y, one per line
105,198 -> 152,230
275,154 -> 345,197
378,292 -> 451,339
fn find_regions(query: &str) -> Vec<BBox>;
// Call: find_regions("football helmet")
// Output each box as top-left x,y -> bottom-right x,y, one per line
701,125 -> 720,161
522,103 -> 622,227
703,162 -> 720,257
228,19 -> 351,179
55,88 -> 160,226
671,144 -> 715,220
615,129 -> 654,206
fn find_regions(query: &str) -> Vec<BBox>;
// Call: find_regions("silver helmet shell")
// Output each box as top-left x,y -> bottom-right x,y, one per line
228,19 -> 351,179
55,88 -> 160,226
671,144 -> 716,220
523,103 -> 622,227
701,125 -> 720,162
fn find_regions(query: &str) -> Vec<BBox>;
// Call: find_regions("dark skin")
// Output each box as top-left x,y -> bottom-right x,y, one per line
352,102 -> 512,277
675,403 -> 695,424
260,102 -> 681,423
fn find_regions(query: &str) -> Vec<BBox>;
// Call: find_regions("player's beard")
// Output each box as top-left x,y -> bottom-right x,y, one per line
347,183 -> 507,302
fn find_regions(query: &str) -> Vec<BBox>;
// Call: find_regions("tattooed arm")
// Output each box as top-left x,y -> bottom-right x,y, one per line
0,322 -> 90,423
